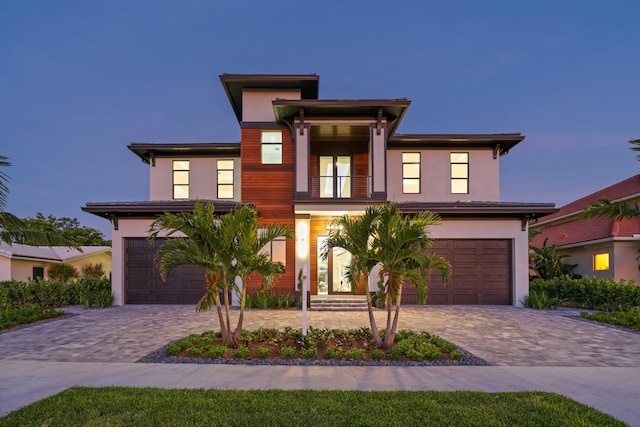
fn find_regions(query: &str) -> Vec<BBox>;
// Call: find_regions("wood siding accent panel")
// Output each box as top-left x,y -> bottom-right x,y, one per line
401,239 -> 512,305
241,127 -> 296,296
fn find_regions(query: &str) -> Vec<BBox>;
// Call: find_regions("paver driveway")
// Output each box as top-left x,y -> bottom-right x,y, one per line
1,305 -> 639,366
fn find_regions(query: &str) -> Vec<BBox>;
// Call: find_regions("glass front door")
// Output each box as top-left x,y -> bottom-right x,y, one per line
317,235 -> 352,295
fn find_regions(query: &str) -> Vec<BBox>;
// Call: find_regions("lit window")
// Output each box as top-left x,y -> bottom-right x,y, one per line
594,253 -> 610,271
261,131 -> 283,164
450,152 -> 469,194
402,152 -> 420,194
217,159 -> 234,199
173,160 -> 189,199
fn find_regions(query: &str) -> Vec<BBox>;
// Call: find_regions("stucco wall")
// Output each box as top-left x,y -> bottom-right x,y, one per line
149,156 -> 241,201
65,252 -> 113,278
242,90 -> 301,122
559,240 -> 640,283
386,148 -> 500,202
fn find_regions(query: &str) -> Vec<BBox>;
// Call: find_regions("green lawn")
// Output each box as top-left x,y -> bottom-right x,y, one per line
0,387 -> 626,426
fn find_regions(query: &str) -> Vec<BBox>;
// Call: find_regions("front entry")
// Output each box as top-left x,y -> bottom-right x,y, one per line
317,236 -> 352,295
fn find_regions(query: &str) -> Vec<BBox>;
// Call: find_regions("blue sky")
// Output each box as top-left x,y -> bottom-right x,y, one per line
1,1 -> 639,237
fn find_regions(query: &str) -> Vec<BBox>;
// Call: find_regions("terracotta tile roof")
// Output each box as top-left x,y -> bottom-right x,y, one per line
531,174 -> 640,247
540,174 -> 640,221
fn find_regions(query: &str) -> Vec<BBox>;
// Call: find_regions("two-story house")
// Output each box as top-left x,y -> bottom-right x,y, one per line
83,73 -> 555,307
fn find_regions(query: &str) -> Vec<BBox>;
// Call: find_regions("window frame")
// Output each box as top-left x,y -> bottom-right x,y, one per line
402,152 -> 421,194
259,233 -> 287,271
216,159 -> 234,199
261,131 -> 283,165
450,152 -> 469,194
172,160 -> 190,199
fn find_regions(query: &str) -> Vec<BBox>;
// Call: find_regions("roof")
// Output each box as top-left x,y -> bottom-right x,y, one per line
82,200 -> 249,220
531,174 -> 640,247
272,99 -> 411,136
536,174 -> 640,223
388,133 -> 525,156
220,73 -> 320,123
128,143 -> 240,164
396,201 -> 557,218
0,243 -> 111,262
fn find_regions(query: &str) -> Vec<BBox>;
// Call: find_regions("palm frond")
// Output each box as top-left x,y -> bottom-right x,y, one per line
578,198 -> 639,221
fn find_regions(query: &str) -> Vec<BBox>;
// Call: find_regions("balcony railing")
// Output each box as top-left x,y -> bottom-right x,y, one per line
309,175 -> 371,199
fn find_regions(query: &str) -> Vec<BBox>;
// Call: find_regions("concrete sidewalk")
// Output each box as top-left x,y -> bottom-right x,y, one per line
1,360 -> 639,425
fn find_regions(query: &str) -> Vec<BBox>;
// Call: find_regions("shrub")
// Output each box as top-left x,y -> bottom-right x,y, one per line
48,263 -> 79,282
207,345 -> 228,359
234,346 -> 251,358
184,347 -> 204,357
369,349 -> 385,360
81,263 -> 105,278
581,307 -> 640,331
279,346 -> 297,358
530,276 -> 640,311
344,348 -> 366,360
301,346 -> 318,359
324,348 -> 342,359
257,347 -> 270,358
166,343 -> 183,356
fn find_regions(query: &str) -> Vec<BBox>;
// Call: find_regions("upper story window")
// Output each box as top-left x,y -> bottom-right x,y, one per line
217,159 -> 234,199
450,152 -> 469,194
173,160 -> 189,199
261,131 -> 282,164
593,253 -> 610,271
402,152 -> 420,194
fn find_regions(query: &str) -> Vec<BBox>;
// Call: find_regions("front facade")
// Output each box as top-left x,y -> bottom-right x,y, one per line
531,174 -> 640,283
84,74 -> 555,306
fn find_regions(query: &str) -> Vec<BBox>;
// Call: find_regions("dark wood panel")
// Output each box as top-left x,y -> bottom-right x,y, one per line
401,239 -> 512,305
125,238 -> 205,304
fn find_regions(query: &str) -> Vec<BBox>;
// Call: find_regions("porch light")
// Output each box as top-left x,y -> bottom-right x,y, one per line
296,221 -> 309,259
326,223 -> 344,231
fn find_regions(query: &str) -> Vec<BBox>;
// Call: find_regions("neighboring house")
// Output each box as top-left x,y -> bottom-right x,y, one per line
83,73 -> 555,307
0,243 -> 112,282
531,174 -> 640,283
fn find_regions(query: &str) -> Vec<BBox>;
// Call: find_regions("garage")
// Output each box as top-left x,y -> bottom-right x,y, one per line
125,238 -> 206,304
402,239 -> 512,305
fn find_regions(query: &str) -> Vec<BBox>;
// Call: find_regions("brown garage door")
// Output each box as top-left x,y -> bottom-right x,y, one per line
125,238 -> 206,304
402,239 -> 512,305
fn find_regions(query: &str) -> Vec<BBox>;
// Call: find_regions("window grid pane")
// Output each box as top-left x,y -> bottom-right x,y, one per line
173,160 -> 189,199
450,152 -> 469,194
402,152 -> 420,194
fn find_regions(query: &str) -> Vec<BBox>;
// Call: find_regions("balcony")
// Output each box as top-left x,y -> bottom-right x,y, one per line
309,175 -> 371,199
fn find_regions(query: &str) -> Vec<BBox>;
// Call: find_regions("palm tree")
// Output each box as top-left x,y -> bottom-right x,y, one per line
149,201 -> 290,346
578,139 -> 640,221
324,204 -> 450,349
0,155 -> 76,247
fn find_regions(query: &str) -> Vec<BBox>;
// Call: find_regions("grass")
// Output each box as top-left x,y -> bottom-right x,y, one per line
0,387 -> 625,426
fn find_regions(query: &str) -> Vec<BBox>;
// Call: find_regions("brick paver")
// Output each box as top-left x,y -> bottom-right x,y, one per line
1,305 -> 639,366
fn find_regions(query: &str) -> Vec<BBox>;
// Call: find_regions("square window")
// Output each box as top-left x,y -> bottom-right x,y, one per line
594,253 -> 610,271
261,131 -> 283,164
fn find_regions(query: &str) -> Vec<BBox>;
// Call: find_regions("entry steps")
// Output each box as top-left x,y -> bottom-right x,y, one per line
310,296 -> 368,311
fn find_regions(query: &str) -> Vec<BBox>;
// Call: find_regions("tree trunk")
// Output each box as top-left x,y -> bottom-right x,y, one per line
213,294 -> 229,342
385,285 -> 403,349
232,277 -> 248,345
364,287 -> 381,347
223,285 -> 233,346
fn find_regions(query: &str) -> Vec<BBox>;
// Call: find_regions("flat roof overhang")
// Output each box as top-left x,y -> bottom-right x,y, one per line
389,133 -> 525,156
272,99 -> 411,136
128,143 -> 240,164
220,73 -> 320,123
82,200 -> 248,221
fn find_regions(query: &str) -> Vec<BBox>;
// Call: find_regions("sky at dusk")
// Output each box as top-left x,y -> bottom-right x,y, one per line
1,1 -> 639,237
